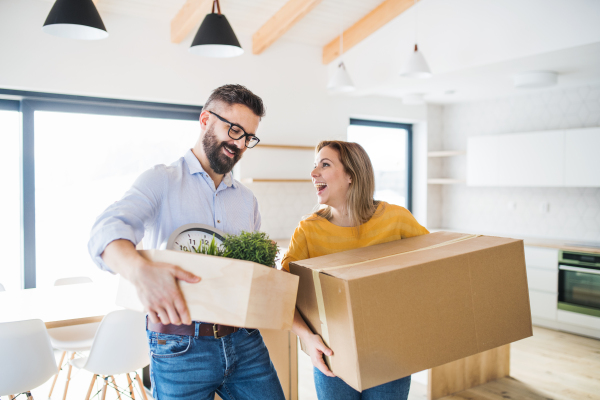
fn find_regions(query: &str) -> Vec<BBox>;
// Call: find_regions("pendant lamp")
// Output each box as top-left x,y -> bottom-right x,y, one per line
327,62 -> 355,93
399,44 -> 431,78
190,0 -> 243,57
327,10 -> 355,93
399,0 -> 431,78
42,0 -> 108,40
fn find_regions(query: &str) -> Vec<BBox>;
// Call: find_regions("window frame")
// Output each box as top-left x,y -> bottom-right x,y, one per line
0,89 -> 203,289
348,118 -> 414,212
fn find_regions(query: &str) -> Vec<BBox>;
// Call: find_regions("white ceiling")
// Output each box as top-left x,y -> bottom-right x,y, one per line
333,0 -> 600,103
39,0 -> 600,104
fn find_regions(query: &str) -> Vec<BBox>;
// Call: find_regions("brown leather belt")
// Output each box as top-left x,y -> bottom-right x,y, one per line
147,320 -> 239,339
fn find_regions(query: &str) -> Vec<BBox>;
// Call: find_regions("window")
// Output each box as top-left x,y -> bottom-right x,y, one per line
0,103 -> 21,291
347,119 -> 412,210
34,111 -> 198,287
0,89 -> 202,288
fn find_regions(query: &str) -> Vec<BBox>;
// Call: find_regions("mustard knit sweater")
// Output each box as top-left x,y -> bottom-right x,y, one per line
281,202 -> 429,272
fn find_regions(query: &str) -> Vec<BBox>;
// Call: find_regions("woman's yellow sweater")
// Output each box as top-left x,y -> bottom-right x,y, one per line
281,202 -> 429,272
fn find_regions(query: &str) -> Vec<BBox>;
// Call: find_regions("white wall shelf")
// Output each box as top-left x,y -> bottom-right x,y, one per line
258,144 -> 314,151
238,144 -> 315,183
241,178 -> 311,183
427,179 -> 465,185
427,150 -> 465,158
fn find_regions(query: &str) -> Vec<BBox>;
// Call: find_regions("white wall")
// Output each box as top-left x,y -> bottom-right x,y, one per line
435,84 -> 600,242
0,0 -> 427,240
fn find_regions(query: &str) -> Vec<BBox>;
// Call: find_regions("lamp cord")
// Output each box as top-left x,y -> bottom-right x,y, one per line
414,0 -> 418,45
212,0 -> 221,15
339,4 -> 344,59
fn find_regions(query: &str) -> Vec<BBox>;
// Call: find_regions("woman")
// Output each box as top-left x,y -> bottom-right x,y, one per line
282,140 -> 429,400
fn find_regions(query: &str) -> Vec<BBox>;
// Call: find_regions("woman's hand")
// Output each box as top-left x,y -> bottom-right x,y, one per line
304,333 -> 335,377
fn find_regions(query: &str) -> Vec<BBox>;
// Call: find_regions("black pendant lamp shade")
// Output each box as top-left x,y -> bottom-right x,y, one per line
189,0 -> 243,57
43,0 -> 108,40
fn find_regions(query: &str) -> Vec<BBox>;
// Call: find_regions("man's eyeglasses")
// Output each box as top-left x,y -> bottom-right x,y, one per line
208,110 -> 260,149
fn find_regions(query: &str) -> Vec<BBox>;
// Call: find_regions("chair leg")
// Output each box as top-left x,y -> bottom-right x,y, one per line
8,395 -> 15,400
100,376 -> 108,400
85,374 -> 97,400
134,373 -> 149,400
49,350 -> 67,398
110,376 -> 122,400
61,352 -> 77,400
127,373 -> 136,400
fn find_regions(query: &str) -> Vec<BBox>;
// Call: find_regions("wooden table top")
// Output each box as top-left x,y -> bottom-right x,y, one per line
0,282 -> 122,329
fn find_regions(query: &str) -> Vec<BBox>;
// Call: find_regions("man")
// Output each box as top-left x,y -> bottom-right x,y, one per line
88,84 -> 285,399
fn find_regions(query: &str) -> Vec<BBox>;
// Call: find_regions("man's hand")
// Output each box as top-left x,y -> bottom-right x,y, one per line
132,261 -> 201,325
304,333 -> 335,377
101,239 -> 201,325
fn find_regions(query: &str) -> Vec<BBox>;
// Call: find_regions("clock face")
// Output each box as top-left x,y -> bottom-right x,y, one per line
166,223 -> 226,253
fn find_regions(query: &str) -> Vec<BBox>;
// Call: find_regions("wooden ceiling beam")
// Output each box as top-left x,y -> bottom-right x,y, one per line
322,0 -> 416,65
171,0 -> 213,44
252,0 -> 323,55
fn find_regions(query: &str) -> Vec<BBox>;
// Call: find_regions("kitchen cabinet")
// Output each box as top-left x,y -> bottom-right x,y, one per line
529,290 -> 557,320
565,127 -> 600,187
467,130 -> 564,186
526,268 -> 557,293
524,246 -> 559,322
467,127 -> 600,187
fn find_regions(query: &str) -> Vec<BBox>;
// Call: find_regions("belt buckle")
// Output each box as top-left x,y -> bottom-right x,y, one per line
213,324 -> 222,339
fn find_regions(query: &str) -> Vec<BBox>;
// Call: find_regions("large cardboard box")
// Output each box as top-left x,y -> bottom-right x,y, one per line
289,231 -> 533,391
116,250 -> 299,330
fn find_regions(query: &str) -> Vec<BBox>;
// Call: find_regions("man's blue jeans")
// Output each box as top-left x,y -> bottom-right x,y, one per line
147,324 -> 285,400
314,368 -> 411,400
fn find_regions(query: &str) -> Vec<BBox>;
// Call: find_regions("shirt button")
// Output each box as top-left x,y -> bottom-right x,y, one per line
217,220 -> 221,223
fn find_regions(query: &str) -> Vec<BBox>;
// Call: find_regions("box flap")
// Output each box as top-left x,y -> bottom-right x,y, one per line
292,232 -> 522,281
291,231 -> 467,276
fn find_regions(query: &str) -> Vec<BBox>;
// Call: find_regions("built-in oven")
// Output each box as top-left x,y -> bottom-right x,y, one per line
558,250 -> 600,318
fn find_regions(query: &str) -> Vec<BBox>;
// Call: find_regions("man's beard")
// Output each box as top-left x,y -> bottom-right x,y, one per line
202,124 -> 242,175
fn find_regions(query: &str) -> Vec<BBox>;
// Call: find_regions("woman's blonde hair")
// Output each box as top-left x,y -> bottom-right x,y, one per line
311,140 -> 382,233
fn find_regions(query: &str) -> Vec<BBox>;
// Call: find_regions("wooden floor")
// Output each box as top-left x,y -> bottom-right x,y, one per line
299,326 -> 600,400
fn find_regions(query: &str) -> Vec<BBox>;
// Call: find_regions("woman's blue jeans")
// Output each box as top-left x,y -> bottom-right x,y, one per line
147,324 -> 285,400
314,367 -> 411,400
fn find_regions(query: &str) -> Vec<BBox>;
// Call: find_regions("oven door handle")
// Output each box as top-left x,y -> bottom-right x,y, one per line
559,265 -> 600,275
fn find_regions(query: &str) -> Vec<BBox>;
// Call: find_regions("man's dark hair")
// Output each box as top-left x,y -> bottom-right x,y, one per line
204,84 -> 266,118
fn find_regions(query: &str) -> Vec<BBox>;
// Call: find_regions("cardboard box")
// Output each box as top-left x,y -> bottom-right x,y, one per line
289,231 -> 532,391
116,250 -> 299,330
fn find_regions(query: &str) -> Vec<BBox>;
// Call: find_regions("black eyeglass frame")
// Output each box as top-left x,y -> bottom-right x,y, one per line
208,110 -> 260,148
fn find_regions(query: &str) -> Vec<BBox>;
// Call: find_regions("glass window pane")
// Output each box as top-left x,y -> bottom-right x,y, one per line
0,110 -> 21,291
347,124 -> 408,207
34,111 -> 198,287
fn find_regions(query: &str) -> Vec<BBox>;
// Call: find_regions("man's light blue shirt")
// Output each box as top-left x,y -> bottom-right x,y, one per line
88,149 -> 261,272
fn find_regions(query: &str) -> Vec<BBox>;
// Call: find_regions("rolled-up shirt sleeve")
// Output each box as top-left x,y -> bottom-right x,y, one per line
88,166 -> 166,273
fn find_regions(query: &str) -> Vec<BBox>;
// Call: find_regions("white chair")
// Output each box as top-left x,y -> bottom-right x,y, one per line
47,276 -> 100,399
70,310 -> 150,400
0,282 -> 5,291
0,319 -> 59,399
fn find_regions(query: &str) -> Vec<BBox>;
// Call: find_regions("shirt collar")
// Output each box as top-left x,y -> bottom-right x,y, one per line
184,149 -> 237,189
